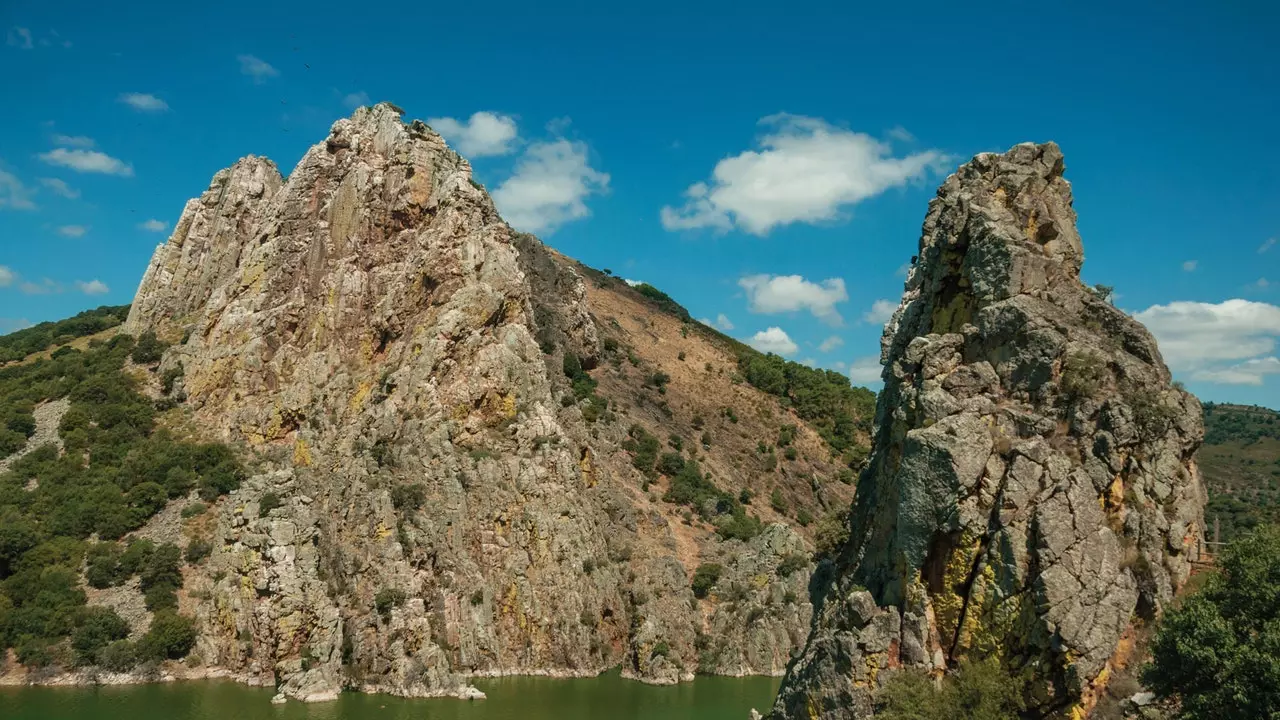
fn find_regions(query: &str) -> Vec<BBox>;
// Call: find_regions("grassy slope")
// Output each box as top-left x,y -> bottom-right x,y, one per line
1200,403 -> 1280,541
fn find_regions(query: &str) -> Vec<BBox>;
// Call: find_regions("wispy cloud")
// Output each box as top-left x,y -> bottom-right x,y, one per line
40,177 -> 79,199
39,148 -> 133,176
51,134 -> 94,148
18,278 -> 59,295
1182,260 -> 1197,272
0,266 -> 14,287
139,218 -> 168,232
428,111 -> 520,157
56,225 -> 87,238
6,27 -> 32,50
818,336 -> 843,352
492,138 -> 609,235
1260,238 -> 1277,254
238,54 -> 278,82
118,93 -> 169,112
75,279 -> 109,295
0,169 -> 36,210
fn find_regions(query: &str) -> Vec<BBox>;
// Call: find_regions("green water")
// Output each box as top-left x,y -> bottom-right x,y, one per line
0,671 -> 780,720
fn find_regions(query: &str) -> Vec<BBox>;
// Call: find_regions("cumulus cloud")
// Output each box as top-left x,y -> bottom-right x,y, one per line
51,134 -> 94,148
342,91 -> 370,109
492,139 -> 609,235
139,219 -> 168,232
428,111 -> 520,158
0,169 -> 36,210
747,327 -> 798,356
738,274 -> 848,325
818,336 -> 843,352
238,54 -> 278,82
7,27 -> 32,50
1134,299 -> 1280,386
1182,260 -> 1197,272
0,265 -> 14,287
862,298 -> 897,324
847,355 -> 883,385
118,93 -> 169,112
661,114 -> 949,235
39,148 -> 133,176
56,225 -> 87,237
40,177 -> 79,199
75,279 -> 109,295
698,314 -> 735,331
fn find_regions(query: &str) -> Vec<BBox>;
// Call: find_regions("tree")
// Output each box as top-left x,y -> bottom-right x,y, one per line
72,606 -> 130,665
876,659 -> 1025,720
136,610 -> 197,661
1142,525 -> 1280,719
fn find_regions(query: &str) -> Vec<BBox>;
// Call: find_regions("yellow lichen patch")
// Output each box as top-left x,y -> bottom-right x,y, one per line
579,448 -> 596,488
242,261 -> 267,294
349,381 -> 373,411
1025,210 -> 1039,243
451,402 -> 471,422
930,531 -> 983,648
293,437 -> 312,467
752,573 -> 770,588
500,392 -> 517,419
375,522 -> 393,540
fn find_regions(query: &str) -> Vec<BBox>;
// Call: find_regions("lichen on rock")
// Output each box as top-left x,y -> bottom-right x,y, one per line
766,142 -> 1206,719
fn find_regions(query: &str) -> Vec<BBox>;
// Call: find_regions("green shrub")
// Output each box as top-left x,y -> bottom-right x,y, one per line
657,451 -> 686,476
374,588 -> 407,618
770,489 -> 788,514
86,542 -> 123,589
136,610 -> 197,661
185,538 -> 212,564
1060,351 -> 1107,401
784,446 -> 798,461
691,563 -> 723,599
139,543 -> 182,611
876,659 -> 1025,720
258,491 -> 282,517
130,331 -> 167,365
796,508 -> 813,526
98,639 -> 137,671
391,484 -> 426,511
776,553 -> 808,577
180,501 -> 207,519
72,606 -> 131,665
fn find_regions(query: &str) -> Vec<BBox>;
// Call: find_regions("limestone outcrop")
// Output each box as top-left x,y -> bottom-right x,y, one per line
125,104 -> 838,700
766,143 -> 1206,718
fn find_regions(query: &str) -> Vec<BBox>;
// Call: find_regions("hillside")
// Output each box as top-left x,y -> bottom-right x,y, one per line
0,104 -> 875,700
1199,403 -> 1280,540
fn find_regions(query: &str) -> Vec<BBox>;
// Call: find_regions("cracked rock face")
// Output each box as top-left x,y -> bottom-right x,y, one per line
127,104 -> 814,701
767,143 -> 1206,719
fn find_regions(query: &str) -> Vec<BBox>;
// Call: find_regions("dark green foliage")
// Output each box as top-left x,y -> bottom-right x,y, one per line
180,501 -> 206,519
185,538 -> 212,564
777,424 -> 796,447
1059,351 -> 1107,401
85,542 -> 124,589
562,352 -> 607,421
1142,525 -> 1280,719
716,508 -> 763,541
0,305 -> 128,363
631,283 -> 691,321
770,488 -> 788,514
814,509 -> 851,560
796,508 -> 813,526
657,451 -> 686,477
875,659 -> 1026,720
739,488 -> 753,504
700,431 -> 712,448
136,610 -> 197,661
117,539 -> 154,577
776,553 -> 808,577
470,590 -> 485,606
650,641 -> 670,659
784,446 -> 798,461
98,639 -> 137,671
691,563 -> 723,599
737,351 -> 875,459
1199,404 -> 1280,540
624,425 -> 661,474
668,434 -> 683,451
258,491 -> 282,517
375,588 -> 407,617
647,371 -> 670,391
129,331 -> 167,365
72,606 -> 130,665
159,366 -> 184,395
391,483 -> 426,511
138,543 -> 182,611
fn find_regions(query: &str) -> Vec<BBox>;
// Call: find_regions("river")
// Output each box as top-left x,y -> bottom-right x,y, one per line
0,671 -> 780,720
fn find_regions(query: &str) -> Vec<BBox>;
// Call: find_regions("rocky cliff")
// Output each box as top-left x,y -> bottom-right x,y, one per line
766,143 -> 1206,718
121,104 -> 854,700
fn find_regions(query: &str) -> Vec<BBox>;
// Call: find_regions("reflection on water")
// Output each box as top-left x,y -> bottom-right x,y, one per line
0,670 -> 780,720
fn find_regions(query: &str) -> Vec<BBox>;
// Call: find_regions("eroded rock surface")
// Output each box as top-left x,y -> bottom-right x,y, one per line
126,104 -> 827,700
767,143 -> 1206,719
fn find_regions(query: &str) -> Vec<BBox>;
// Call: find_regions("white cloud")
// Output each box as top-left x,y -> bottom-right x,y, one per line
0,265 -> 14,287
39,148 -> 133,176
118,93 -> 169,112
39,177 -> 80,199
139,219 -> 168,232
18,279 -> 59,295
342,91 -> 370,109
886,126 -> 916,143
1182,260 -> 1197,272
747,326 -> 798,356
237,54 -> 278,82
57,225 -> 87,237
699,313 -> 735,331
428,111 -> 520,158
0,169 -> 36,210
1135,299 -> 1280,386
1259,238 -> 1276,254
623,278 -> 643,287
738,273 -> 848,324
660,114 -> 949,235
847,355 -> 883,385
818,336 -> 843,352
75,279 -> 109,295
862,298 -> 897,324
7,27 -> 32,50
492,139 -> 609,235
1254,278 -> 1270,291
51,134 -> 94,148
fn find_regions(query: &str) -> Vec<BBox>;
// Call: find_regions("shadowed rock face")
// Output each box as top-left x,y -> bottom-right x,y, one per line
126,104 -> 826,701
767,143 -> 1206,719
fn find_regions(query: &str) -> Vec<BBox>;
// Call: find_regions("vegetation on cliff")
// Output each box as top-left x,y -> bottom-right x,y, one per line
0,305 -> 129,364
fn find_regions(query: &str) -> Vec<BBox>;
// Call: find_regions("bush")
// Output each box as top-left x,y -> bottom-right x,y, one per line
876,658 -> 1025,720
258,491 -> 282,517
72,606 -> 131,665
98,639 -> 137,671
691,563 -> 723,599
770,489 -> 788,514
391,484 -> 426,511
139,543 -> 182,611
657,451 -> 686,477
180,501 -> 207,519
796,508 -> 813,527
776,553 -> 808,577
784,446 -> 798,461
1142,525 -> 1280,719
130,331 -> 167,365
374,588 -> 407,618
136,610 -> 197,662
1059,351 -> 1107,401
185,539 -> 212,564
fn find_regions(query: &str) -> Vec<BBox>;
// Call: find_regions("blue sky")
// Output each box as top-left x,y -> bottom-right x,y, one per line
1,0 -> 1278,406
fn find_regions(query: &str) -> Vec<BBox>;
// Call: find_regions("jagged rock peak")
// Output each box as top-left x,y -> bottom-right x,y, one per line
767,143 -> 1206,719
